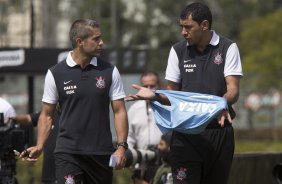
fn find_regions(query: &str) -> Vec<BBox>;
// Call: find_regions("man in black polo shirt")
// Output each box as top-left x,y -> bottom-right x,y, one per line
126,2 -> 243,184
20,19 -> 129,184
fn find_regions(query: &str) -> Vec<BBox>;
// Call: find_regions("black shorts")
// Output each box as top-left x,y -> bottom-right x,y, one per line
42,150 -> 56,183
170,125 -> 234,184
54,153 -> 112,184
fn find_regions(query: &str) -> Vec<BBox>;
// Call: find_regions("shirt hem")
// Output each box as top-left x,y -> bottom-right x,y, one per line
165,76 -> 180,83
224,73 -> 243,77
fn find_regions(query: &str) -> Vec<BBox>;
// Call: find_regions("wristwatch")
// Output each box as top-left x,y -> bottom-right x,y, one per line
116,141 -> 128,150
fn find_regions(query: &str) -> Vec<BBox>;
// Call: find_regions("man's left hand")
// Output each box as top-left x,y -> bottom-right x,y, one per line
112,147 -> 127,170
217,109 -> 232,127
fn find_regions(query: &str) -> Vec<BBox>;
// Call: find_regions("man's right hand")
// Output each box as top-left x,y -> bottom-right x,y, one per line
19,146 -> 43,161
125,84 -> 156,102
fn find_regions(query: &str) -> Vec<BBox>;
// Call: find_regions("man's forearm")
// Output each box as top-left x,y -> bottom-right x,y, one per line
224,75 -> 241,105
36,115 -> 52,150
115,113 -> 128,143
223,91 -> 239,105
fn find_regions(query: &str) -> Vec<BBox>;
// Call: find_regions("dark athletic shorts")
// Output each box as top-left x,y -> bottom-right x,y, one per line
54,153 -> 112,184
170,124 -> 234,184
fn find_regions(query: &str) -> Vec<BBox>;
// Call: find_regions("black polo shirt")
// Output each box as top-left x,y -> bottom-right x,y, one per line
174,37 -> 232,96
43,52 -> 126,155
165,31 -> 243,121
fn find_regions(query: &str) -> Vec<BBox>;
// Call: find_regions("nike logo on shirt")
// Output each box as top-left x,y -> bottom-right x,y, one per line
184,60 -> 191,63
64,80 -> 72,84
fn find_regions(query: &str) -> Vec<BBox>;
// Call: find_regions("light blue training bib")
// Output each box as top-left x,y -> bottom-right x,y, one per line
150,90 -> 228,134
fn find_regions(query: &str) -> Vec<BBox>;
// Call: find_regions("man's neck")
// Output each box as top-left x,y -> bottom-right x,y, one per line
196,30 -> 212,52
71,50 -> 92,69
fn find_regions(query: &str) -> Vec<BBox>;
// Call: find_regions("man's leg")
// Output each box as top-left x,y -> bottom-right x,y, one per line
54,153 -> 84,184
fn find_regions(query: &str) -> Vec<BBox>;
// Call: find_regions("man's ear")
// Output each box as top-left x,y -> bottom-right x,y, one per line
76,38 -> 83,46
201,20 -> 209,31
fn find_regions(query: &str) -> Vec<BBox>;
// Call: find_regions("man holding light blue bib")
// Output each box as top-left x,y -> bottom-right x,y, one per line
126,2 -> 243,184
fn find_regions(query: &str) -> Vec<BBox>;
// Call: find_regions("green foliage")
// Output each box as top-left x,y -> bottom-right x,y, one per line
72,0 -> 281,73
238,9 -> 282,92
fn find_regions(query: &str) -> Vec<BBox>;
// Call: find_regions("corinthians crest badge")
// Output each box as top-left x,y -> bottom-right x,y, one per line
213,52 -> 223,65
96,76 -> 106,89
64,175 -> 75,184
176,167 -> 187,181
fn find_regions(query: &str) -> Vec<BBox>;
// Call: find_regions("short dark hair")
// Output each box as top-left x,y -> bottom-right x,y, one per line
180,2 -> 212,29
140,71 -> 160,85
69,19 -> 100,48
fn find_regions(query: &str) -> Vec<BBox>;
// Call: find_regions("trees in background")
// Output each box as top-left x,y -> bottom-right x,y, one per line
1,0 -> 281,80
238,9 -> 282,93
0,0 -> 25,46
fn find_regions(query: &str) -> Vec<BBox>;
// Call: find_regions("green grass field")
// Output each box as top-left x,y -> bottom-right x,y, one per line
14,140 -> 282,184
235,140 -> 282,153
